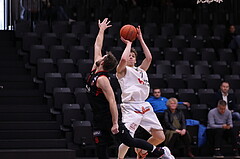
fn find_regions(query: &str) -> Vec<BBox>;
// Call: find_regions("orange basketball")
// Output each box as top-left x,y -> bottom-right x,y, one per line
120,25 -> 137,42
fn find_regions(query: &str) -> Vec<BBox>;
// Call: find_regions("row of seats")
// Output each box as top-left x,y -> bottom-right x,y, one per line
16,20 -> 238,38
21,31 -> 227,53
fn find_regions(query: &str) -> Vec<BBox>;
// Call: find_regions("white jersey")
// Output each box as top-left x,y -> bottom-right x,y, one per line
117,66 -> 150,103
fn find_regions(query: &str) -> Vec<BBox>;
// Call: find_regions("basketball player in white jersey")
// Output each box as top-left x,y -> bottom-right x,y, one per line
116,26 -> 174,159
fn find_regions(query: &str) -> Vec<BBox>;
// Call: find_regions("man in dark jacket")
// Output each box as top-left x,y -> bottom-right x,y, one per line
214,81 -> 240,121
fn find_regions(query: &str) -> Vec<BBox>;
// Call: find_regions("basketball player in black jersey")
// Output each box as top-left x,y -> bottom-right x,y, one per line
86,18 -> 174,159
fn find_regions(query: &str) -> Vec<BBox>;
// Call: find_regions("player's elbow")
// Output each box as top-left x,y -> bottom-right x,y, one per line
146,55 -> 152,62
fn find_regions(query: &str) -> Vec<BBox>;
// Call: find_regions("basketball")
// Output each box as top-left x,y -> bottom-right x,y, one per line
120,25 -> 137,42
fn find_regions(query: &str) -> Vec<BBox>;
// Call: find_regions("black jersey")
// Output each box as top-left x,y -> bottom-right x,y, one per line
86,69 -> 112,125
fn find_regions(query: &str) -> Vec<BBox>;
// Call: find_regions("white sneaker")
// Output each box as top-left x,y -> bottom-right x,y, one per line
160,146 -> 175,159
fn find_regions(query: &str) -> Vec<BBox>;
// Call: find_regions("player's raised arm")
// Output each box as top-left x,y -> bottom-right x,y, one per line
116,37 -> 132,78
137,26 -> 152,71
97,76 -> 119,134
92,18 -> 112,70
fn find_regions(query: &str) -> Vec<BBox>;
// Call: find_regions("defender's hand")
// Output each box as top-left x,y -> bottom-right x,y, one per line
98,18 -> 112,31
111,123 -> 119,134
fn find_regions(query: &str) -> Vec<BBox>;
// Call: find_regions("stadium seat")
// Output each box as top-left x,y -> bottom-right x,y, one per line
178,89 -> 199,104
213,24 -> 226,38
22,32 -> 40,52
205,74 -> 222,91
166,74 -> 186,89
15,20 -> 31,38
175,64 -> 192,75
61,33 -> 79,50
74,88 -> 89,105
73,121 -> 94,146
52,21 -> 70,37
163,48 -> 182,61
161,24 -> 175,38
34,21 -> 50,36
145,7 -> 161,23
212,61 -> 231,76
148,74 -> 166,88
129,7 -> 142,23
57,59 -> 77,76
108,22 -> 121,36
49,45 -> 66,63
160,88 -> 176,99
174,60 -> 190,66
53,88 -> 74,110
77,59 -> 93,75
143,23 -> 159,37
62,104 -> 84,126
171,35 -> 188,49
30,45 -> 48,65
45,73 -> 65,94
190,36 -> 205,49
154,35 -> 170,49
201,48 -> 217,62
224,75 -> 240,89
84,104 -> 93,123
71,21 -> 87,36
194,65 -> 210,75
198,89 -> 215,108
156,64 -> 173,76
42,33 -> 59,50
80,34 -> 95,47
196,24 -> 210,39
231,62 -> 240,75
37,58 -> 56,79
69,46 -> 88,62
178,24 -> 193,38
191,104 -> 209,124
66,73 -> 85,91
186,74 -> 205,90
218,48 -> 236,63
182,48 -> 200,61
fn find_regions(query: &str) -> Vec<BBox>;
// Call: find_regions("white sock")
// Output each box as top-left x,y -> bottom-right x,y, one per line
118,143 -> 129,159
151,145 -> 156,153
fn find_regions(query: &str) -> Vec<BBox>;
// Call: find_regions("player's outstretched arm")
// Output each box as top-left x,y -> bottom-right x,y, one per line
137,26 -> 152,71
116,37 -> 132,78
92,18 -> 112,70
97,76 -> 119,134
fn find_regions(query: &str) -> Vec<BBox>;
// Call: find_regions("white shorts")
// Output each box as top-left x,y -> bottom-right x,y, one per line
120,101 -> 163,137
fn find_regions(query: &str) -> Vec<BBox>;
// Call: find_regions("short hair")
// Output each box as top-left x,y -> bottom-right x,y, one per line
103,52 -> 118,71
220,81 -> 230,86
153,88 -> 161,92
131,48 -> 138,58
166,98 -> 178,106
218,100 -> 227,107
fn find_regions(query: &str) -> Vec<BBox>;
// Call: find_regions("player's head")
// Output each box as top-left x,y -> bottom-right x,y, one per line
127,48 -> 137,67
95,52 -> 118,71
220,81 -> 230,94
153,88 -> 161,98
229,25 -> 236,33
166,98 -> 178,110
217,100 -> 227,114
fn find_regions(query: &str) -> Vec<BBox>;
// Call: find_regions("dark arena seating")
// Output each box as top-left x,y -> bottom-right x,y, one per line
1,0 -> 240,158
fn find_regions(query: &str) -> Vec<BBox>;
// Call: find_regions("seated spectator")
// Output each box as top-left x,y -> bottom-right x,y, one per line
147,88 -> 190,124
164,98 -> 194,157
207,100 -> 239,158
225,25 -> 240,50
213,81 -> 240,121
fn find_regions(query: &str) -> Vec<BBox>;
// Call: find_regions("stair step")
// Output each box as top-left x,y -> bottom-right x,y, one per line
0,113 -> 53,121
0,75 -> 32,81
0,105 -> 50,113
0,90 -> 42,96
0,82 -> 36,89
0,61 -> 24,67
0,121 -> 59,130
0,149 -> 75,159
0,139 -> 67,149
0,130 -> 62,139
0,68 -> 28,74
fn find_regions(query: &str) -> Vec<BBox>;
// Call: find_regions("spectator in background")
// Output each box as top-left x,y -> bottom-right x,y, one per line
147,88 -> 190,124
207,100 -> 239,158
164,98 -> 194,157
225,25 -> 240,50
214,81 -> 240,121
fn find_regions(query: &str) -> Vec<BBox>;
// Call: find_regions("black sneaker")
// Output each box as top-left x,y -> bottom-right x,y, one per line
213,150 -> 224,158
